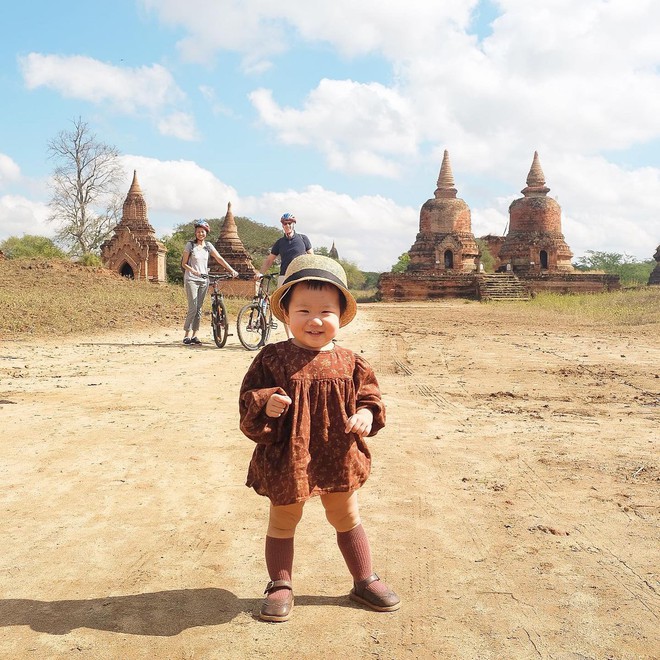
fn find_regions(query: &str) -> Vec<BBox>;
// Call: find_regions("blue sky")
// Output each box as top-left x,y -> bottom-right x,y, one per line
1,0 -> 659,271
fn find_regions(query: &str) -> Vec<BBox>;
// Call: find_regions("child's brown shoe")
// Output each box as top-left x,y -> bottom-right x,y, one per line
349,573 -> 400,612
259,580 -> 294,622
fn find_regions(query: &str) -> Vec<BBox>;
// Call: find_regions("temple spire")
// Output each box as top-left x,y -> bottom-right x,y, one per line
128,170 -> 142,194
522,151 -> 550,197
220,201 -> 239,241
434,150 -> 458,199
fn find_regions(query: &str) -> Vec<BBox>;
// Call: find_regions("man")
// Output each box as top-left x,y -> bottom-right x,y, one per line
255,212 -> 313,338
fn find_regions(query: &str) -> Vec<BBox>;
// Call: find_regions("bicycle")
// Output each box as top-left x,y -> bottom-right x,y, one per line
236,274 -> 278,350
207,273 -> 233,348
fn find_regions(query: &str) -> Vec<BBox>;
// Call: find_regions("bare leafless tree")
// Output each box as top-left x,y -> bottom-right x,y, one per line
47,117 -> 124,255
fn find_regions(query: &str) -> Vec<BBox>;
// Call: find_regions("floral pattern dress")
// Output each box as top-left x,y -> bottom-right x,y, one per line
239,341 -> 386,505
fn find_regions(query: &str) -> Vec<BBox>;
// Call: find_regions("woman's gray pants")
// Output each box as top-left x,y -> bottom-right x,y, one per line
183,279 -> 208,332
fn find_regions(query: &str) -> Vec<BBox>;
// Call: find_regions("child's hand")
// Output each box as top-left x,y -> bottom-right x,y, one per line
266,392 -> 292,418
345,408 -> 373,438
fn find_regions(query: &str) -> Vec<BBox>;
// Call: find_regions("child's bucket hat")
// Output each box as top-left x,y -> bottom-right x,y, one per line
270,254 -> 357,327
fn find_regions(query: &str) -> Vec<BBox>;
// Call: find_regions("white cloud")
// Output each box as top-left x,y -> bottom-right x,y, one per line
141,0 -> 477,65
250,79 -> 418,177
240,185 -> 418,271
20,53 -> 184,113
0,195 -> 51,240
19,53 -> 197,140
157,112 -> 199,141
144,1 -> 660,189
0,154 -> 21,187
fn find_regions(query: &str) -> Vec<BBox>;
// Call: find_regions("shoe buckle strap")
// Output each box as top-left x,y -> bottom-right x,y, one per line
264,579 -> 293,594
354,573 -> 380,589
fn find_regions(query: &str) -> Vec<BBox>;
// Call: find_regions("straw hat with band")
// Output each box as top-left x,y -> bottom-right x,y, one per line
270,254 -> 357,328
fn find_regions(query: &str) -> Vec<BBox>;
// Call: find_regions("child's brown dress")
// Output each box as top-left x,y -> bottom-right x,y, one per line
239,341 -> 386,506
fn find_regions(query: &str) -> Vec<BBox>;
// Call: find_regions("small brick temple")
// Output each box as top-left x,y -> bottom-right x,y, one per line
100,171 -> 167,282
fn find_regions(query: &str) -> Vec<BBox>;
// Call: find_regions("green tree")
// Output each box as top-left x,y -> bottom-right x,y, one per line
475,239 -> 495,272
340,259 -> 366,290
362,271 -> 381,289
391,252 -> 410,273
574,250 -> 654,286
47,117 -> 123,256
0,235 -> 66,259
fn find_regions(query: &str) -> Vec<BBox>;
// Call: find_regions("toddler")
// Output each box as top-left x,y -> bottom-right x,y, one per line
239,254 -> 399,622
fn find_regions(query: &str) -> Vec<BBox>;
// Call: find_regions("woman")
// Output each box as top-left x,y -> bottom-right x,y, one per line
181,220 -> 238,345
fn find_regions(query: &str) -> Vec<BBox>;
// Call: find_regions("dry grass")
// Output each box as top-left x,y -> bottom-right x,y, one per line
0,259 -> 247,338
1,259 -> 658,338
487,287 -> 660,327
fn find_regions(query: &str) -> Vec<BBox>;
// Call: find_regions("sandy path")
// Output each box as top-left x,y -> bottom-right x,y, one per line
0,301 -> 658,659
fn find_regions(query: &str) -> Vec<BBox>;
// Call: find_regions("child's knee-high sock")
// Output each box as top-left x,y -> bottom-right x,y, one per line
265,536 -> 294,602
336,524 -> 389,595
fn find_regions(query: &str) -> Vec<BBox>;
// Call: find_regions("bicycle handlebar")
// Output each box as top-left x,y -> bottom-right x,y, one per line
205,273 -> 234,281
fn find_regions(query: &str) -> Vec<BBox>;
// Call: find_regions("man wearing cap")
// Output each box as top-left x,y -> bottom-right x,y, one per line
255,213 -> 313,338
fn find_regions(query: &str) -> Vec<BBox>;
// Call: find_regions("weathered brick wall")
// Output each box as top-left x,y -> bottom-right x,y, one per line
378,272 -> 479,301
378,271 -> 620,301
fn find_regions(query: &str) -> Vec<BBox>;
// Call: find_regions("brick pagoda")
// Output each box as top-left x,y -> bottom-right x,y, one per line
379,151 -> 481,300
407,150 -> 478,273
498,152 -> 573,274
100,171 -> 167,282
210,201 -> 258,297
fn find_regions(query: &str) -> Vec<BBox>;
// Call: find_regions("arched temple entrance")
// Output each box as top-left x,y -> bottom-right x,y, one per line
540,250 -> 549,269
444,250 -> 454,269
120,262 -> 134,279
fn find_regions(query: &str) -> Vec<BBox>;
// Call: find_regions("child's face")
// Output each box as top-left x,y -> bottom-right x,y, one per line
283,282 -> 341,351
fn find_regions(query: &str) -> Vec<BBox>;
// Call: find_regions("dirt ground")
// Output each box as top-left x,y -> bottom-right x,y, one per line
0,301 -> 658,660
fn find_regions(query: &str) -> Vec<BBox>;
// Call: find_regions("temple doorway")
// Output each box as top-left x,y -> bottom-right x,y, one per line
120,262 -> 134,279
540,250 -> 548,269
444,250 -> 454,269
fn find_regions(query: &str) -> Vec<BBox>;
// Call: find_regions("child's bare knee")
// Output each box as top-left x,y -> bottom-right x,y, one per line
268,503 -> 303,536
325,508 -> 360,532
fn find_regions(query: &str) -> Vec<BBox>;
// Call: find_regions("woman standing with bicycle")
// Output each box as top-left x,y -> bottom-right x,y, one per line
181,220 -> 238,345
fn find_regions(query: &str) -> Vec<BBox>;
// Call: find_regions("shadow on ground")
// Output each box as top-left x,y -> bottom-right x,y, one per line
0,589 -> 351,636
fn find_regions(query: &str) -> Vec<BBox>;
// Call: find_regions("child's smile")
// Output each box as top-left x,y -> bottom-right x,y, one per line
283,283 -> 341,351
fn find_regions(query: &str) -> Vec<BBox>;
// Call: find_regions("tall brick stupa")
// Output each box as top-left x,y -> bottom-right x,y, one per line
498,152 -> 573,273
210,202 -> 258,297
407,150 -> 478,272
100,171 -> 167,282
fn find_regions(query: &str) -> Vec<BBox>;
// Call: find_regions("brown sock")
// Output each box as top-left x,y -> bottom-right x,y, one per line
336,524 -> 389,595
265,535 -> 294,603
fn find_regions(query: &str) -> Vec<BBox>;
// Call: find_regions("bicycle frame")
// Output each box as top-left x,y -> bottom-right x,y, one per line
206,273 -> 232,348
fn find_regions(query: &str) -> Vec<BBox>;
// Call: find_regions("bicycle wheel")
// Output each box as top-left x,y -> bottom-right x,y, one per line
262,302 -> 274,344
211,297 -> 229,348
237,303 -> 267,350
